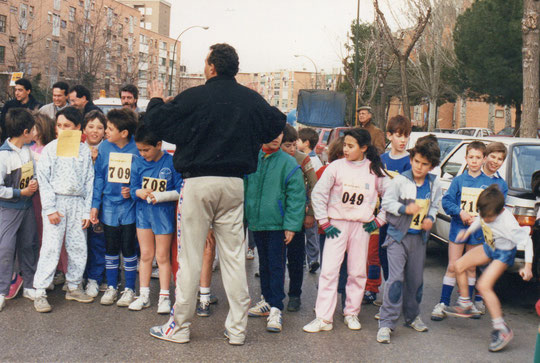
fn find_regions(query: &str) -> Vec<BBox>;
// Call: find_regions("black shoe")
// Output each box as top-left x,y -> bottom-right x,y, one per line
363,291 -> 377,305
309,261 -> 320,274
287,296 -> 301,312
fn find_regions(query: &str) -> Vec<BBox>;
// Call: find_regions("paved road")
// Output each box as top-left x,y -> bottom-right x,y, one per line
1,241 -> 538,362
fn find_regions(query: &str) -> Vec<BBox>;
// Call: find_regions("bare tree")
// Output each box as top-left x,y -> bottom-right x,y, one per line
521,0 -> 540,138
373,0 -> 431,121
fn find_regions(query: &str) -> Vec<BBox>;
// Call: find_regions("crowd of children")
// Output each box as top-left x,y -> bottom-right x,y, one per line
0,106 -> 535,353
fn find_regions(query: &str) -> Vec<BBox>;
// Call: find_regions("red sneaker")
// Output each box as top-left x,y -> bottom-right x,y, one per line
6,274 -> 23,300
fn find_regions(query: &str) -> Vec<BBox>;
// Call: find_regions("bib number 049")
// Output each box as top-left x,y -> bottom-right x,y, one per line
342,192 -> 364,206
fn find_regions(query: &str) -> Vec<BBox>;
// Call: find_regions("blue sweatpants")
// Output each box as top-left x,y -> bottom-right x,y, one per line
287,229 -> 305,298
253,230 -> 286,310
86,223 -> 106,284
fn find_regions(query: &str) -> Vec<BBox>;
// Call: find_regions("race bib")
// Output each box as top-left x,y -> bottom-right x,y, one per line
19,161 -> 33,189
409,199 -> 430,230
142,177 -> 167,192
460,187 -> 482,217
341,180 -> 367,209
108,153 -> 132,183
481,220 -> 494,249
386,170 -> 399,178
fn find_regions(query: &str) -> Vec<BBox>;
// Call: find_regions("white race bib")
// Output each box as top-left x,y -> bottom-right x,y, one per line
142,176 -> 167,192
341,180 -> 367,209
460,187 -> 482,217
108,153 -> 132,183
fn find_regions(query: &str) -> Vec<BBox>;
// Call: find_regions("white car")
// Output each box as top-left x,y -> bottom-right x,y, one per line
94,97 -> 150,114
454,127 -> 493,137
430,137 -> 540,271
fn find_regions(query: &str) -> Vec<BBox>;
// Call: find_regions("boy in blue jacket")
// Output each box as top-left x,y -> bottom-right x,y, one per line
90,108 -> 139,307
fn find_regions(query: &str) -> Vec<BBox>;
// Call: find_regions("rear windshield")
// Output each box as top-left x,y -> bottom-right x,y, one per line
510,144 -> 540,191
437,138 -> 462,160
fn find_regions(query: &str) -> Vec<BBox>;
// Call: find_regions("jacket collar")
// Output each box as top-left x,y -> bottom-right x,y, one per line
206,75 -> 236,84
402,168 -> 436,185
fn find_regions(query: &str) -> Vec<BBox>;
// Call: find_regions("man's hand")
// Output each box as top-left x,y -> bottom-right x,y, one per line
48,212 -> 63,225
303,215 -> 315,229
459,210 -> 474,225
147,80 -> 165,100
121,186 -> 131,199
519,263 -> 533,281
90,208 -> 99,224
405,202 -> 421,215
82,219 -> 90,229
421,218 -> 433,231
284,230 -> 295,244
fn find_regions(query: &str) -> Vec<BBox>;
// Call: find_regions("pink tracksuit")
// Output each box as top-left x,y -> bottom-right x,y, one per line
311,158 -> 387,321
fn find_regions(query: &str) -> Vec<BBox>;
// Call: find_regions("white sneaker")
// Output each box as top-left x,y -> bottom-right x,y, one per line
303,318 -> 333,333
100,287 -> 117,305
117,288 -> 135,307
0,295 -> 5,312
248,299 -> 271,317
85,279 -> 99,298
431,302 -> 446,321
34,295 -> 52,313
157,296 -> 171,314
266,307 -> 282,332
129,295 -> 150,311
344,315 -> 361,330
377,327 -> 391,343
22,288 -> 36,301
62,282 -> 69,292
99,282 -> 108,292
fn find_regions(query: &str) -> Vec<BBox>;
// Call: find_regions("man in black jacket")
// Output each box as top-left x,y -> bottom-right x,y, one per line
146,43 -> 285,345
0,78 -> 42,142
68,85 -> 102,117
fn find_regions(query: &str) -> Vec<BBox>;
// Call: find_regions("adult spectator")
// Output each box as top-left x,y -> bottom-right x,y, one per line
145,43 -> 285,346
357,106 -> 385,154
0,78 -> 42,142
119,84 -> 141,112
68,85 -> 102,117
39,81 -> 69,120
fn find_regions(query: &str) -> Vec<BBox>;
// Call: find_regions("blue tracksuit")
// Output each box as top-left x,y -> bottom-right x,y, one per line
487,171 -> 508,198
442,171 -> 494,245
130,152 -> 183,235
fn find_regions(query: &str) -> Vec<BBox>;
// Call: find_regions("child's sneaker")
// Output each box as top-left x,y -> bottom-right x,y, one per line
266,307 -> 282,332
377,327 -> 391,343
66,287 -> 94,303
475,300 -> 486,315
469,304 -> 482,319
100,287 -> 117,305
246,248 -> 255,260
197,292 -> 218,304
62,282 -> 69,292
99,282 -> 108,292
6,274 -> 23,300
443,303 -> 474,318
303,318 -> 333,333
117,288 -> 135,307
85,279 -> 99,298
489,325 -> 514,352
248,299 -> 271,317
53,271 -> 65,285
0,295 -> 5,311
344,315 -> 361,330
431,302 -> 447,321
363,291 -> 377,305
406,315 -> 428,332
22,288 -> 36,301
34,295 -> 52,313
129,296 -> 150,311
196,300 -> 211,317
157,296 -> 171,314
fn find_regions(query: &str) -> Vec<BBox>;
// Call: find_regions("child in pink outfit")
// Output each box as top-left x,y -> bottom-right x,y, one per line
304,128 -> 388,333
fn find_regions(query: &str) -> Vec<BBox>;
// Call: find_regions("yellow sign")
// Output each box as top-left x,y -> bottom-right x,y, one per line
108,153 -> 132,183
56,130 -> 82,157
481,220 -> 494,248
386,170 -> 399,178
9,72 -> 24,87
460,187 -> 482,217
19,161 -> 33,189
409,199 -> 430,230
142,177 -> 167,192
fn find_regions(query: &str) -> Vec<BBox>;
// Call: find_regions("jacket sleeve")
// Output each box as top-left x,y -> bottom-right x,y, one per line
442,177 -> 462,217
282,166 -> 306,232
311,163 -> 336,224
129,157 -> 142,200
36,147 -> 57,216
301,156 -> 318,217
82,146 -> 94,219
426,177 -> 443,222
91,149 -> 106,210
381,175 -> 407,217
250,95 -> 286,144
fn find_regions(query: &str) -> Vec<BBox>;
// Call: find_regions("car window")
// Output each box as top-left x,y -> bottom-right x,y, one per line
441,143 -> 467,178
510,144 -> 540,190
339,129 -> 346,138
437,138 -> 462,160
322,131 -> 331,143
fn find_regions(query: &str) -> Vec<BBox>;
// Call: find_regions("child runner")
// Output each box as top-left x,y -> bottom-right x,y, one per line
377,135 -> 442,343
303,128 -> 387,333
82,110 -> 108,297
90,108 -> 139,307
33,106 -> 95,312
0,109 -> 39,311
443,185 -> 533,352
128,124 -> 182,314
246,132 -> 306,333
432,141 -> 493,321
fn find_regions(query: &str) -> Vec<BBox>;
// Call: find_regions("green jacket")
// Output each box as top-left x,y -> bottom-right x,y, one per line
244,149 -> 306,232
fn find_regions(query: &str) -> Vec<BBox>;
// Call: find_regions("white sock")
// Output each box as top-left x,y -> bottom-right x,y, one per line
492,317 -> 507,331
140,287 -> 150,298
159,289 -> 169,298
200,286 -> 211,303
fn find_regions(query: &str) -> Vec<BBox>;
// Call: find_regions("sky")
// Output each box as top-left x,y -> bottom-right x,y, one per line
169,0 -> 409,74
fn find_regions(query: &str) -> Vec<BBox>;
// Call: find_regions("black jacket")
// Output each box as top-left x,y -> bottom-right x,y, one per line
0,96 -> 42,142
144,75 -> 286,178
83,101 -> 102,117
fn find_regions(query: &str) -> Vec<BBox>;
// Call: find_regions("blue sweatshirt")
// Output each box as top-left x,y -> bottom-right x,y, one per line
381,151 -> 411,177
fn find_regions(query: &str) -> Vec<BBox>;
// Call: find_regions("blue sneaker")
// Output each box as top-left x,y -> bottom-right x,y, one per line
197,300 -> 211,317
489,325 -> 513,352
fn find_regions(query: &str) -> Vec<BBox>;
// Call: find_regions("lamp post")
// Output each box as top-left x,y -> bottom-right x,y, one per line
294,54 -> 318,89
169,25 -> 209,96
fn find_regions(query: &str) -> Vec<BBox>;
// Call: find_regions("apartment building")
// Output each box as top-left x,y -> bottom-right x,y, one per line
118,0 -> 171,37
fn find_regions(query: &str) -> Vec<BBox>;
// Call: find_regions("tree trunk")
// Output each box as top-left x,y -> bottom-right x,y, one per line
488,103 -> 495,131
399,57 -> 412,121
377,86 -> 387,131
460,97 -> 467,127
504,105 -> 512,128
521,0 -> 540,138
515,103 -> 522,136
428,98 -> 437,131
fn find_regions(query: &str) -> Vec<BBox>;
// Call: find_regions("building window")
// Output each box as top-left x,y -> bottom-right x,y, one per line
117,44 -> 122,57
160,57 -> 166,66
129,16 -> 133,33
69,7 -> 75,21
19,4 -> 28,30
117,64 -> 122,79
61,20 -> 67,29
0,15 -> 6,33
53,0 -> 61,11
67,57 -> 74,71
52,14 -> 60,36
118,24 -> 123,36
68,31 -> 75,47
0,46 -> 5,64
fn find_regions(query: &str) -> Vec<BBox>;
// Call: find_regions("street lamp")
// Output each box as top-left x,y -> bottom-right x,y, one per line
169,25 -> 209,96
294,54 -> 318,89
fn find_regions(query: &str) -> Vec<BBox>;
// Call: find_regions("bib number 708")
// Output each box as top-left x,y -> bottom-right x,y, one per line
342,192 -> 364,206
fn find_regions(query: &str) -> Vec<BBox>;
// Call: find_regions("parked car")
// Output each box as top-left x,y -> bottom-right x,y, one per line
454,127 -> 493,137
433,128 -> 455,134
314,128 -> 332,155
492,126 -> 540,138
94,97 -> 150,114
430,137 -> 540,272
318,126 -> 352,163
